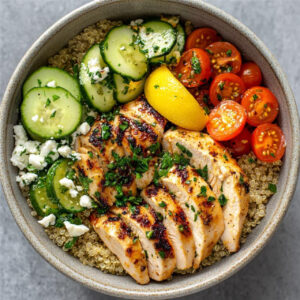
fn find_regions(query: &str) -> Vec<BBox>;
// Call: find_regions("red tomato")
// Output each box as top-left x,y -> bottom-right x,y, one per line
251,123 -> 286,162
239,62 -> 262,89
206,100 -> 247,141
185,27 -> 222,50
223,127 -> 252,157
206,42 -> 242,77
209,73 -> 246,106
176,48 -> 211,87
241,86 -> 279,126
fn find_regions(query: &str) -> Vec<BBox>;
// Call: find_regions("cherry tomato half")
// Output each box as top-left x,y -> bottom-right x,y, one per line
223,127 -> 252,157
188,88 -> 210,108
209,73 -> 246,106
176,48 -> 211,88
185,27 -> 222,50
241,86 -> 279,126
206,42 -> 242,77
239,62 -> 262,89
251,123 -> 286,162
206,100 -> 247,141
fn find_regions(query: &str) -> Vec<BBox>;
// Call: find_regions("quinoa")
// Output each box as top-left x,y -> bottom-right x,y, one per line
24,19 -> 281,277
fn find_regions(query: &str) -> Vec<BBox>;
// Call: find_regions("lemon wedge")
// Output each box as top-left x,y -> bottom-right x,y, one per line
144,66 -> 208,131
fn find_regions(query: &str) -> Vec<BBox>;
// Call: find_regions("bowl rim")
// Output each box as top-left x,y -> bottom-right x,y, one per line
0,0 -> 299,298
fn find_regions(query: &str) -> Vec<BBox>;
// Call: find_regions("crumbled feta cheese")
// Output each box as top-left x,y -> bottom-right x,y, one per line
64,221 -> 89,237
28,154 -> 47,170
24,140 -> 40,154
46,80 -> 56,88
13,125 -> 28,145
78,122 -> 90,135
76,186 -> 83,192
39,117 -> 44,123
87,110 -> 98,118
87,58 -> 110,83
40,140 -> 59,161
16,172 -> 38,187
59,177 -> 75,189
79,195 -> 93,208
69,188 -> 79,198
38,214 -> 56,227
130,18 -> 143,26
11,145 -> 29,170
31,114 -> 39,122
69,151 -> 81,161
58,145 -> 72,158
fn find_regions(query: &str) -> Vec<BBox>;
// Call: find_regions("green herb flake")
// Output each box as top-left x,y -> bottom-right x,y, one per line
122,86 -> 129,95
217,93 -> 222,101
119,121 -> 129,131
248,157 -> 255,163
37,79 -> 42,87
268,183 -> 277,193
158,251 -> 166,259
178,224 -> 184,232
64,237 -> 78,249
176,142 -> 192,157
159,201 -> 166,208
207,196 -> 216,202
196,165 -> 208,181
198,186 -> 207,197
50,110 -> 56,118
218,81 -> 225,90
178,73 -> 182,79
226,49 -> 232,57
239,175 -> 244,184
253,94 -> 258,100
146,230 -> 154,239
45,98 -> 51,107
88,151 -> 94,159
101,123 -> 111,140
223,154 -> 228,161
191,53 -> 201,74
52,95 -> 60,101
218,194 -> 227,206
154,84 -> 160,89
185,180 -> 191,185
132,236 -> 139,244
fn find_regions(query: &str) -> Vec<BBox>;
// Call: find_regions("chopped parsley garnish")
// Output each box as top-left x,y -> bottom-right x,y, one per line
78,174 -> 93,193
207,196 -> 216,202
191,54 -> 201,74
196,165 -> 208,181
156,212 -> 163,222
50,110 -> 56,118
217,93 -> 222,101
176,142 -> 192,157
122,86 -> 129,95
253,94 -> 258,100
191,205 -> 195,212
178,224 -> 184,232
226,49 -> 232,57
132,236 -> 139,244
194,211 -> 200,221
270,153 -> 275,157
158,251 -> 166,259
239,175 -> 244,184
85,115 -> 96,126
146,230 -> 154,239
64,237 -> 78,249
52,95 -> 60,101
268,183 -> 277,193
147,142 -> 160,154
45,98 -> 51,107
203,106 -> 210,115
37,79 -> 42,87
101,123 -> 111,140
185,180 -> 191,185
119,121 -> 129,131
88,151 -> 93,159
159,201 -> 166,208
223,154 -> 228,161
218,81 -> 225,90
154,84 -> 159,89
178,73 -> 182,79
153,45 -> 159,53
248,157 -> 255,163
185,203 -> 190,208
198,186 -> 207,197
94,191 -> 101,198
218,194 -> 227,206
168,210 -> 173,216
227,66 -> 233,72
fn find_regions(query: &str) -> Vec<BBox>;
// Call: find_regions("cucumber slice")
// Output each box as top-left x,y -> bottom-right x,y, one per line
150,23 -> 185,65
21,87 -> 82,140
23,66 -> 81,102
100,25 -> 148,81
30,176 -> 59,216
80,44 -> 116,112
113,74 -> 145,103
46,159 -> 84,213
138,20 -> 176,59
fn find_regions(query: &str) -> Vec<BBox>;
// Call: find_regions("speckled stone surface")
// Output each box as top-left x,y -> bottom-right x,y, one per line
0,0 -> 299,299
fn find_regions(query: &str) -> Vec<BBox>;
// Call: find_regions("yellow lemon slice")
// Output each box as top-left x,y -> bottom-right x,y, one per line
144,66 -> 208,131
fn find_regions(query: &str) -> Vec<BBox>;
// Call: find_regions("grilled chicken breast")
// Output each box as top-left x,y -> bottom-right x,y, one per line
163,129 -> 249,252
90,212 -> 149,284
160,165 -> 224,269
111,204 -> 176,281
141,185 -> 195,270
74,153 -> 136,206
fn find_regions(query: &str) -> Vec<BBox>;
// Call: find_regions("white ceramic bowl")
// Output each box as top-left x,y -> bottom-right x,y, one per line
0,0 -> 299,299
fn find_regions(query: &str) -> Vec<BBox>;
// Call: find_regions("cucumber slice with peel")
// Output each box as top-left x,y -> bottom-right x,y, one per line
30,176 -> 59,216
23,66 -> 81,102
46,159 -> 84,213
100,25 -> 148,81
138,20 -> 177,59
80,44 -> 116,112
21,87 -> 82,140
113,74 -> 146,103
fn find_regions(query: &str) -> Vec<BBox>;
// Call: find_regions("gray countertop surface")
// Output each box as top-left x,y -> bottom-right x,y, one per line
0,0 -> 299,299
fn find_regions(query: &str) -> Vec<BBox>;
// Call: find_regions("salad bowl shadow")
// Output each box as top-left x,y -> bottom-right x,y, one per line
0,0 -> 299,299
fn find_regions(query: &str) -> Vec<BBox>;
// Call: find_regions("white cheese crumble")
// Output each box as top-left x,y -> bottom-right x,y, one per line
11,145 -> 29,170
86,58 -> 110,83
31,114 -> 39,122
40,140 -> 59,161
39,117 -> 44,123
76,186 -> 83,192
69,188 -> 79,198
79,195 -> 93,208
38,214 -> 56,228
16,172 -> 38,188
46,80 -> 56,88
24,141 -> 40,154
130,18 -> 144,26
58,145 -> 72,158
77,122 -> 90,135
28,154 -> 47,170
87,110 -> 98,118
64,221 -> 89,237
14,125 -> 28,143
59,177 -> 75,189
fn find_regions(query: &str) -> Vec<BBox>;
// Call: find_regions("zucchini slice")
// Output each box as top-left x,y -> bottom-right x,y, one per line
150,23 -> 185,65
113,74 -> 145,103
138,20 -> 177,59
100,25 -> 148,81
23,66 -> 81,102
21,87 -> 82,140
30,176 -> 59,216
80,44 -> 116,112
46,159 -> 84,213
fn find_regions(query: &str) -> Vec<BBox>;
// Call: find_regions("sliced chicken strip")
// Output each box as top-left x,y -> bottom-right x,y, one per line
135,157 -> 158,190
160,165 -> 224,269
74,153 -> 136,206
141,185 -> 195,270
111,204 -> 176,281
162,129 -> 249,252
90,212 -> 149,284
